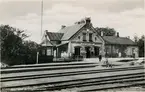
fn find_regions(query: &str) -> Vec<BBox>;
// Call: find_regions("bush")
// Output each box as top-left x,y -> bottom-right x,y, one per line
0,25 -> 39,65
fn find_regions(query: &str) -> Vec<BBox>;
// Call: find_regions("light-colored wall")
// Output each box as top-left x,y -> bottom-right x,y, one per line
105,45 -> 138,57
57,43 -> 68,58
71,28 -> 102,43
69,26 -> 105,56
71,42 -> 102,53
126,46 -> 138,57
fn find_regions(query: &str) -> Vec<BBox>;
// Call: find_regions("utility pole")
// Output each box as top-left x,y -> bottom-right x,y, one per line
41,0 -> 43,37
37,0 -> 43,64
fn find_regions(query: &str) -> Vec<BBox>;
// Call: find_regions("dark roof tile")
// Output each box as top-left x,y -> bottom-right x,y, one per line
103,36 -> 136,45
46,32 -> 64,41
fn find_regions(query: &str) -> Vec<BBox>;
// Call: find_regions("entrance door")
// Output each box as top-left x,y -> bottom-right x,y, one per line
85,47 -> 91,58
94,46 -> 99,57
74,47 -> 80,56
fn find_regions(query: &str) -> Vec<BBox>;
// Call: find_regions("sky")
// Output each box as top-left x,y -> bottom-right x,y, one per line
0,0 -> 144,43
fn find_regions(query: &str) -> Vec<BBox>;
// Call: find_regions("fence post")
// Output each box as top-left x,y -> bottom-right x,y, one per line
36,52 -> 39,64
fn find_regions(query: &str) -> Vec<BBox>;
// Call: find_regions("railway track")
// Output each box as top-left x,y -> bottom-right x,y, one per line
34,74 -> 145,91
1,66 -> 144,82
1,63 -> 98,74
1,62 -> 145,91
1,62 -> 96,69
2,72 -> 144,91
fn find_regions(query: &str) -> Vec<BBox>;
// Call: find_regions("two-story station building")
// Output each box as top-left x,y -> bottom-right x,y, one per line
40,17 -> 138,61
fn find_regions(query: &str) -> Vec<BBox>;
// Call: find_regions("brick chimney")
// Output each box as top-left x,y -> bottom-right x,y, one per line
85,17 -> 91,24
117,32 -> 119,37
45,30 -> 48,33
45,30 -> 48,38
127,36 -> 130,39
61,25 -> 66,29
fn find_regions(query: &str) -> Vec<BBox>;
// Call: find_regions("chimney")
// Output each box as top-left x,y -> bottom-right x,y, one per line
85,17 -> 91,24
77,22 -> 81,24
45,30 -> 48,38
127,36 -> 130,39
61,25 -> 66,29
101,31 -> 103,36
117,32 -> 119,37
45,30 -> 48,33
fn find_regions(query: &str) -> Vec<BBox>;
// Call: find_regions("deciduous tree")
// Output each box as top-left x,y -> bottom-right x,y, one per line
0,25 -> 39,65
137,35 -> 144,57
95,27 -> 116,36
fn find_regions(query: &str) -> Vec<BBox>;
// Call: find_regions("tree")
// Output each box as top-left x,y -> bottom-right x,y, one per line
22,41 -> 40,64
1,25 -> 24,64
136,35 -> 144,57
0,25 -> 39,65
95,27 -> 116,36
133,34 -> 139,43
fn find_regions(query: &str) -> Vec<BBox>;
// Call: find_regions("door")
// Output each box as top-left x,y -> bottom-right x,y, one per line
85,47 -> 91,58
74,47 -> 80,56
94,46 -> 99,57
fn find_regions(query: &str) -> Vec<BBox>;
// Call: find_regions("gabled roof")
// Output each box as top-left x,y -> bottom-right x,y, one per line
103,36 -> 136,45
59,23 -> 86,40
46,32 -> 64,41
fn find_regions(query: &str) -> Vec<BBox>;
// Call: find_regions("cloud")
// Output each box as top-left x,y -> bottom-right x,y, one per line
120,8 -> 145,18
0,0 -> 144,43
0,0 -> 143,20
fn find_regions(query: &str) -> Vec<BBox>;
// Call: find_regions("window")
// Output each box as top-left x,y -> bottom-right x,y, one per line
78,36 -> 80,40
132,48 -> 135,53
47,48 -> 52,56
42,50 -> 45,55
89,33 -> 92,42
95,37 -> 97,41
83,33 -> 86,41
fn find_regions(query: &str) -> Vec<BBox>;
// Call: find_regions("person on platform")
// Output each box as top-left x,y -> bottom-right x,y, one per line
104,58 -> 113,68
99,54 -> 102,62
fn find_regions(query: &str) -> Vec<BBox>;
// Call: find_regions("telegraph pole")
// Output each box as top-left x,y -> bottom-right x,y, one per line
41,0 -> 43,37
37,0 -> 43,64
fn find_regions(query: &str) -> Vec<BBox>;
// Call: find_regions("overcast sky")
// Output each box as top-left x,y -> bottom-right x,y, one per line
0,0 -> 144,43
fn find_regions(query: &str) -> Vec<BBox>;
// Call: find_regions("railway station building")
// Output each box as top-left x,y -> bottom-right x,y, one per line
40,17 -> 138,60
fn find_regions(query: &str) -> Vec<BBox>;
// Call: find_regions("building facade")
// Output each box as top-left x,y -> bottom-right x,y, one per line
103,36 -> 138,58
40,17 -> 138,60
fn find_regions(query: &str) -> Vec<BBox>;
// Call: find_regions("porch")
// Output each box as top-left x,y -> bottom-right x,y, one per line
39,41 -> 103,62
54,41 -> 102,60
